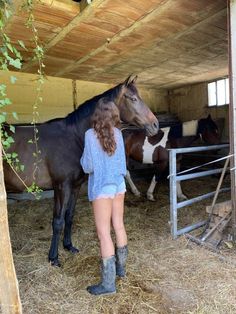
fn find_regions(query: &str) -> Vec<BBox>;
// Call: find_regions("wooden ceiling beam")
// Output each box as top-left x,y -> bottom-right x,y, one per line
22,0 -> 110,71
132,8 -> 227,79
54,0 -> 177,76
40,0 -> 80,11
55,1 -> 227,77
139,35 -> 227,83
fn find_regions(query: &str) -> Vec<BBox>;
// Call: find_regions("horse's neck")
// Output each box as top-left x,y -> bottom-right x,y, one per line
66,85 -> 120,131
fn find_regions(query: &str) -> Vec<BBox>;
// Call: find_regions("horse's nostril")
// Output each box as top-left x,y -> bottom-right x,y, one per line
153,121 -> 159,130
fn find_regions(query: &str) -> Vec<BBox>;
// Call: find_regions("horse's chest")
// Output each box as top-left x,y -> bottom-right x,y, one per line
142,127 -> 170,164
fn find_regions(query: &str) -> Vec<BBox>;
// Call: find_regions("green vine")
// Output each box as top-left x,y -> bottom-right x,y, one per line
0,0 -> 45,199
24,0 -> 45,183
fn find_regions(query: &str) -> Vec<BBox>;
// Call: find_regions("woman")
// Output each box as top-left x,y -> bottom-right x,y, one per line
80,98 -> 128,295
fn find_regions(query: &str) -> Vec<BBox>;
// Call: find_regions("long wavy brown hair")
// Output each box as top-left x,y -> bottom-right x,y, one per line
91,98 -> 120,156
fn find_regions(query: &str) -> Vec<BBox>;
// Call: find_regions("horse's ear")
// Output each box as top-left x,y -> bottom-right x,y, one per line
124,74 -> 136,86
131,75 -> 138,84
207,114 -> 212,120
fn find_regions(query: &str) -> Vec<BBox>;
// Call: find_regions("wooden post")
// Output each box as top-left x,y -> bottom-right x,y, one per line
0,1 -> 23,313
0,140 -> 22,313
228,0 -> 236,239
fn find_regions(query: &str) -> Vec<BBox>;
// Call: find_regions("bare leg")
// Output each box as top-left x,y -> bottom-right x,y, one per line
92,198 -> 114,258
111,193 -> 127,247
125,170 -> 141,197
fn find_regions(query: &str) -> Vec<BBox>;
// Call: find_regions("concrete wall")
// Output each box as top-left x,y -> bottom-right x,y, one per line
168,82 -> 229,141
0,71 -> 73,123
0,71 -> 168,124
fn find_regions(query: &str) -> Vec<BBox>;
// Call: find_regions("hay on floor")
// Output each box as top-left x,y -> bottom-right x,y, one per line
6,175 -> 236,314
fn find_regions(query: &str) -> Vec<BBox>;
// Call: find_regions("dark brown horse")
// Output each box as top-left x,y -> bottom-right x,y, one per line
123,114 -> 220,201
3,75 -> 159,266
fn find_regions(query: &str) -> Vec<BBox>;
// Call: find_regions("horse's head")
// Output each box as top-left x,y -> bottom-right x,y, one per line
198,114 -> 220,144
116,75 -> 159,136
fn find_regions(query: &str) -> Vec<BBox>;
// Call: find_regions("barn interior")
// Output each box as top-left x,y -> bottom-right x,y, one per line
1,0 -> 235,313
2,0 -> 229,138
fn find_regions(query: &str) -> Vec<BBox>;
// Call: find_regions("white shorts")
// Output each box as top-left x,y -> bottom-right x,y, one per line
95,181 -> 126,200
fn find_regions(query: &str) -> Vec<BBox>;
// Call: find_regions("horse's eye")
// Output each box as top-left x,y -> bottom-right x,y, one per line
124,94 -> 137,102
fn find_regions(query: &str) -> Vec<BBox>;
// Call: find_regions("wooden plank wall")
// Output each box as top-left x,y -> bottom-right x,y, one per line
0,71 -> 168,124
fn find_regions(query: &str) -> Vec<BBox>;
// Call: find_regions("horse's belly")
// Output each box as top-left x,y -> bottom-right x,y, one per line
4,160 -> 53,192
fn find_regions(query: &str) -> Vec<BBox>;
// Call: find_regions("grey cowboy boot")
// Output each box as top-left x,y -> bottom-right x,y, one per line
87,256 -> 116,295
115,245 -> 128,277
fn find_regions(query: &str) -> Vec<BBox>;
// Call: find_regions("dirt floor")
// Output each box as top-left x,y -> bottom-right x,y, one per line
4,175 -> 236,314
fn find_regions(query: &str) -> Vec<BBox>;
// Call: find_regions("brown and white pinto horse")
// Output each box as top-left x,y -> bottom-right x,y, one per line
123,114 -> 220,201
3,75 -> 159,266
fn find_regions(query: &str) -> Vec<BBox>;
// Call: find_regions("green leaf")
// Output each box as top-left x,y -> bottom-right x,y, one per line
12,112 -> 19,120
0,115 -> 6,123
10,76 -> 17,84
4,98 -> 12,105
0,84 -> 6,92
6,136 -> 14,144
9,58 -> 22,69
2,140 -> 10,148
6,42 -> 14,53
18,40 -> 27,51
28,139 -> 33,144
11,152 -> 18,158
5,9 -> 12,20
0,99 -> 6,107
20,165 -> 25,172
12,47 -> 22,59
10,125 -> 15,133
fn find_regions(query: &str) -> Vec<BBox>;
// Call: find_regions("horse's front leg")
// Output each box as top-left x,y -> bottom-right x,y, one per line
125,170 -> 141,197
48,183 -> 71,266
176,159 -> 187,201
146,175 -> 157,201
63,187 -> 80,254
147,159 -> 168,201
176,181 -> 187,201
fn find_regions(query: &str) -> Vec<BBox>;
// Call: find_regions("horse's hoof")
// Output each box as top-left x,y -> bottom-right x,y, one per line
178,195 -> 188,201
64,244 -> 80,254
134,192 -> 141,197
49,259 -> 61,267
147,195 -> 156,202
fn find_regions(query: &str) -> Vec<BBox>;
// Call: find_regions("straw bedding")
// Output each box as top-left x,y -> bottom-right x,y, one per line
5,175 -> 236,314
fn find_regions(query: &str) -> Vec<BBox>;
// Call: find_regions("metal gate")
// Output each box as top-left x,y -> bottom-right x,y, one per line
169,144 -> 230,239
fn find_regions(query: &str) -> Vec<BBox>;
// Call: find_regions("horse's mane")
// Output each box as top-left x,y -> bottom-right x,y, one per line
65,83 -> 122,126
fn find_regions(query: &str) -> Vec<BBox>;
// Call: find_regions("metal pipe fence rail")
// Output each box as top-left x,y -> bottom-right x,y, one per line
169,144 -> 230,239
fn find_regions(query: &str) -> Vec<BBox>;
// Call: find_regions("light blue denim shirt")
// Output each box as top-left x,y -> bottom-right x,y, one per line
80,127 -> 127,201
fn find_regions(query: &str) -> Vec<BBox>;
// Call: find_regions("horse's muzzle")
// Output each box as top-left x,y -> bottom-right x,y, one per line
145,120 -> 159,136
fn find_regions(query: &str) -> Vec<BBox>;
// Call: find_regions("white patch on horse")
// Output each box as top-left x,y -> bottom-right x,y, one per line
183,120 -> 198,136
142,127 -> 170,164
159,127 -> 170,148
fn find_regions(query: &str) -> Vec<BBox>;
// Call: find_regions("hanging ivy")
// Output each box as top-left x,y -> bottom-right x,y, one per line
0,0 -> 45,198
